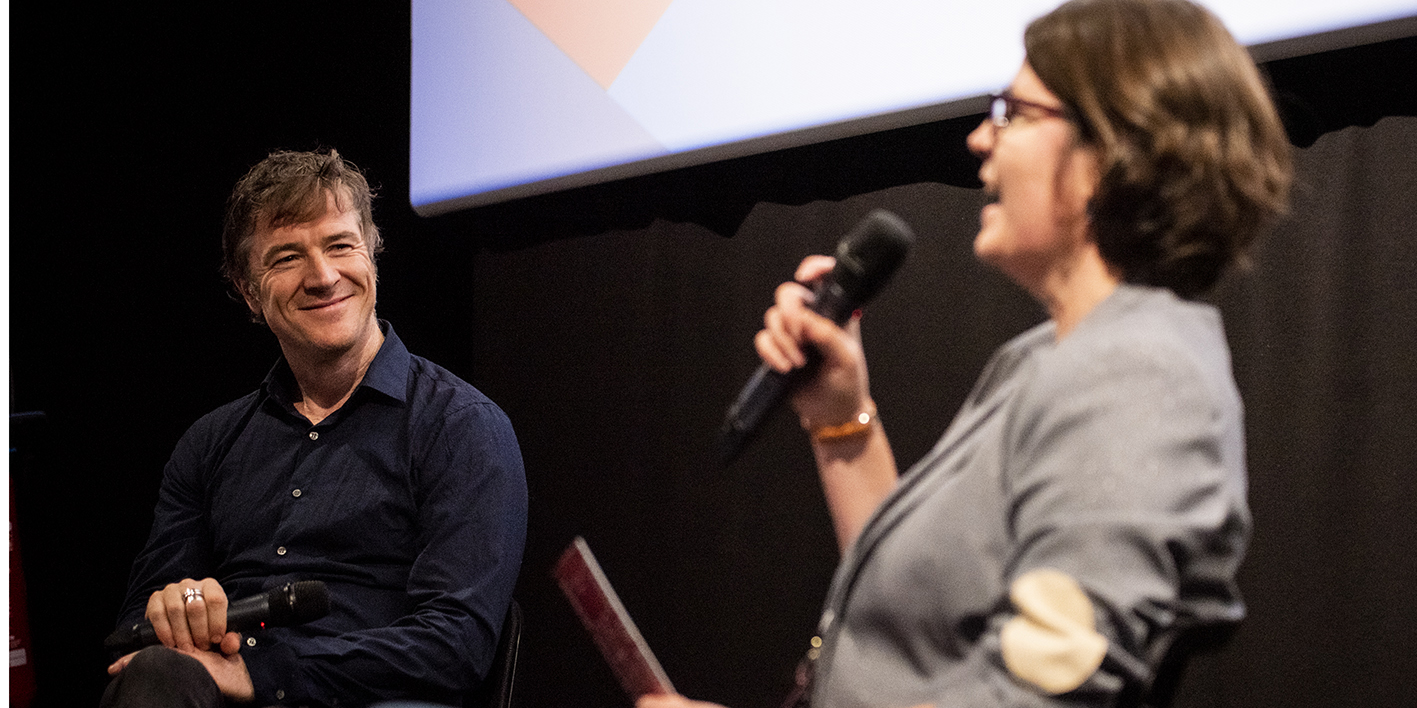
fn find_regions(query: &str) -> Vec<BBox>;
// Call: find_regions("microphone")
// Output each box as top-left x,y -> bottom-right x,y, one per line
718,209 -> 914,465
104,580 -> 331,655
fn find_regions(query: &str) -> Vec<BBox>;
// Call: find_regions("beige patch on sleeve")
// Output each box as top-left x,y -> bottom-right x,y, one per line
1000,568 -> 1109,694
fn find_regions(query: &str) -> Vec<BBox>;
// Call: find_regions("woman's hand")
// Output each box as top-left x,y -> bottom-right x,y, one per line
636,693 -> 932,708
755,256 -> 874,433
636,694 -> 729,708
758,255 -> 900,551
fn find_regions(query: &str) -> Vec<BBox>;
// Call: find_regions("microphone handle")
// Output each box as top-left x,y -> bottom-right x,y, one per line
717,281 -> 853,463
106,622 -> 160,653
226,594 -> 273,630
104,591 -> 277,655
720,364 -> 801,447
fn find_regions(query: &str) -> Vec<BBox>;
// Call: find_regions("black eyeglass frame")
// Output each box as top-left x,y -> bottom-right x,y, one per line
987,92 -> 1073,130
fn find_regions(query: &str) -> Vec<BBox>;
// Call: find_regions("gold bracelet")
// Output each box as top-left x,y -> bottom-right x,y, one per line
809,403 -> 878,443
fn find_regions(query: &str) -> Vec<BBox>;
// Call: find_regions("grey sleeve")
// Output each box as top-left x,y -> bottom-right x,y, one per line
932,338 -> 1248,705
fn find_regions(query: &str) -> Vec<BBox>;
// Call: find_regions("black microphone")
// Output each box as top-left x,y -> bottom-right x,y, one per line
718,209 -> 914,465
104,580 -> 331,655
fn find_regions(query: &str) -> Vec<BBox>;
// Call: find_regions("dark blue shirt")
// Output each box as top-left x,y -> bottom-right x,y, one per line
118,322 -> 528,706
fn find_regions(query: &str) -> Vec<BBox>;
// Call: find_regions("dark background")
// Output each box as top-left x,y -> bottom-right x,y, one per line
9,4 -> 1417,707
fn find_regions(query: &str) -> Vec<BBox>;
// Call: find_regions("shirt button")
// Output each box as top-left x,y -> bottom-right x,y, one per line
308,431 -> 319,441
292,489 -> 302,498
276,690 -> 285,700
246,637 -> 257,647
277,546 -> 287,556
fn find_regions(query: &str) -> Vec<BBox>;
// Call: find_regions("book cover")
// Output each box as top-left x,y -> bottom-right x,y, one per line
553,536 -> 676,699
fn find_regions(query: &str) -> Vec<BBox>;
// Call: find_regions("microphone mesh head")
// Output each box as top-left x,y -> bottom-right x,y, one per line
288,580 -> 332,623
265,580 -> 332,626
833,210 -> 915,305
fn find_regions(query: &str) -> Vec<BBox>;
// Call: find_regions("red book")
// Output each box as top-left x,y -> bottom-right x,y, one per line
553,536 -> 676,699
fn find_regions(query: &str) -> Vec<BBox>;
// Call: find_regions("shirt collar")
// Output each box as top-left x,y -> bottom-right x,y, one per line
261,320 -> 410,407
1073,282 -> 1164,332
358,320 -> 411,403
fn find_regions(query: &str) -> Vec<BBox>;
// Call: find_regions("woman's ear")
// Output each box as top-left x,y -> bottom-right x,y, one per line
1056,143 -> 1103,242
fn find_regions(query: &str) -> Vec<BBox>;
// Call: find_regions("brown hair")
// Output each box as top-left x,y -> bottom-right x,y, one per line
1025,0 -> 1292,297
221,148 -> 382,308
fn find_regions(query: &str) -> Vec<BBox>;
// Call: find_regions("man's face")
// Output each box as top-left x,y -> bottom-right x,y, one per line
242,191 -> 379,361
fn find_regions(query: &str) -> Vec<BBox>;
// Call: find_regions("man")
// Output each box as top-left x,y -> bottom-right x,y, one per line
103,149 -> 527,707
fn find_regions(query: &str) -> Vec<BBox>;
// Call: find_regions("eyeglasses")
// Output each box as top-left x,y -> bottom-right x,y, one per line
988,93 -> 1069,130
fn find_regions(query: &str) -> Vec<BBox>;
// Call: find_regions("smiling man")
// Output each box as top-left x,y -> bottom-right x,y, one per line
102,150 -> 528,707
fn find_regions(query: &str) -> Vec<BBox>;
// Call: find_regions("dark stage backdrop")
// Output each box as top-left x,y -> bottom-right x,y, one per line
8,4 -> 1416,707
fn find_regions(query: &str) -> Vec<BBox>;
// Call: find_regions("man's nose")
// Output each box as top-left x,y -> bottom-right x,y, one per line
303,254 -> 341,289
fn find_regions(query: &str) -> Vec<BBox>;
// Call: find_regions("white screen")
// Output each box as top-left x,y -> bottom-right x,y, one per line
410,0 -> 1417,215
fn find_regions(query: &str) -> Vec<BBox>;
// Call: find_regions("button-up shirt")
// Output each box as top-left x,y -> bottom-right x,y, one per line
117,322 -> 527,706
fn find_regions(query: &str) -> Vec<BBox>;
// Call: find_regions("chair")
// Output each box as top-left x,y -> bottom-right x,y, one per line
1120,623 -> 1235,708
466,599 -> 523,708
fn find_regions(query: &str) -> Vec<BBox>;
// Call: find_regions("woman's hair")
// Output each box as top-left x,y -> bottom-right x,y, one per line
221,148 -> 382,307
1026,0 -> 1292,298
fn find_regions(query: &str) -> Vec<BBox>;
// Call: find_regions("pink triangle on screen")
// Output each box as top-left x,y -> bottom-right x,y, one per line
506,0 -> 675,89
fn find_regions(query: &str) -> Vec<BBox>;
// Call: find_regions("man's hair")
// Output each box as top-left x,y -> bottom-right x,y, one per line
1025,0 -> 1293,298
221,149 -> 383,305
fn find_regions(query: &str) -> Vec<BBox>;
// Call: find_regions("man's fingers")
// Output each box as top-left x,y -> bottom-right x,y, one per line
219,631 -> 242,656
145,591 -> 175,648
164,587 -> 196,650
198,578 -> 229,644
145,578 -> 231,651
183,585 -> 212,651
176,644 -> 255,703
107,651 -> 137,676
156,580 -> 203,650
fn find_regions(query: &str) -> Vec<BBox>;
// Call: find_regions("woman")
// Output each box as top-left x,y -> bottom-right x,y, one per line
644,0 -> 1291,706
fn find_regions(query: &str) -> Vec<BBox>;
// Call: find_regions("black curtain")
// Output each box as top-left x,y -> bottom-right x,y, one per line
462,118 -> 1417,708
8,3 -> 1416,706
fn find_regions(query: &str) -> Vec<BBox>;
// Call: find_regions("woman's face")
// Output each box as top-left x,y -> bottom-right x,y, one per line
967,63 -> 1100,296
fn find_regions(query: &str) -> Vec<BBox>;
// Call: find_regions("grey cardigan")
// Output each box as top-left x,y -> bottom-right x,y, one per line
811,284 -> 1250,708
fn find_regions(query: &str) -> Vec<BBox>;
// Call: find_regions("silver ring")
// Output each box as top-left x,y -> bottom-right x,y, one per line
183,588 -> 205,604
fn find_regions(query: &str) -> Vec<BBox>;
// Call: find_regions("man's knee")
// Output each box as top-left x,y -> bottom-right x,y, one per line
127,646 -> 202,674
101,647 -> 221,708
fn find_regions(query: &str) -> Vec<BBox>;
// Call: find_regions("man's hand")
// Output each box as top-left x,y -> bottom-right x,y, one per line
107,634 -> 253,702
179,642 -> 256,702
146,578 -> 230,651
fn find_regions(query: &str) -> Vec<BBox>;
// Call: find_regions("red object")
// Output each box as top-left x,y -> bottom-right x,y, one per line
10,478 -> 38,708
553,536 -> 674,699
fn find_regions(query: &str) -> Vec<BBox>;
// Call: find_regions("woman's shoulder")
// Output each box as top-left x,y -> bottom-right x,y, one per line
1068,284 -> 1225,354
1036,284 -> 1236,398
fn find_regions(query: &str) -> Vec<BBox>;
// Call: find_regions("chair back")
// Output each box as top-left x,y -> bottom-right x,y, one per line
1122,623 -> 1235,708
466,599 -> 522,708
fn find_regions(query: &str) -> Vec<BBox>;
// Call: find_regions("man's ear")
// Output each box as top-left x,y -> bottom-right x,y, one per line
239,280 -> 263,316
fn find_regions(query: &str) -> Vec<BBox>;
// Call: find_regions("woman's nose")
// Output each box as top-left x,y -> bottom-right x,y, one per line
966,117 -> 995,159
